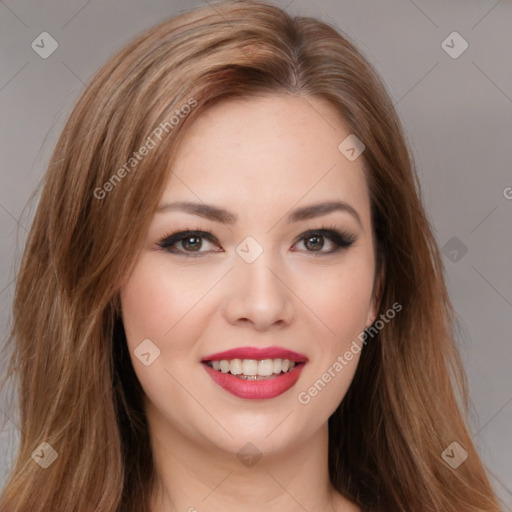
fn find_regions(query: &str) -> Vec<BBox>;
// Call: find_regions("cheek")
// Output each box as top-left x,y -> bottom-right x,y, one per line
120,263 -> 175,346
291,256 -> 373,410
294,265 -> 371,416
120,256 -> 214,348
296,258 -> 375,348
119,259 -> 208,412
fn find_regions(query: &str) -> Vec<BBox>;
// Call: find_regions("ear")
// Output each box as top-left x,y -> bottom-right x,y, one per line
365,263 -> 384,329
365,300 -> 378,330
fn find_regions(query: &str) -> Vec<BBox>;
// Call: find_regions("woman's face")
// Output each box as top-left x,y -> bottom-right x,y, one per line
120,94 -> 378,457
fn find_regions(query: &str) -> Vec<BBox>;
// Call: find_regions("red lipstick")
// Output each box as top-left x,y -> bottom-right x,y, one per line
201,346 -> 308,363
201,346 -> 308,400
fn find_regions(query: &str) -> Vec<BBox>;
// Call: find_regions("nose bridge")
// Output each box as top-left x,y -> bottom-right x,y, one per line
222,239 -> 293,329
239,247 -> 281,295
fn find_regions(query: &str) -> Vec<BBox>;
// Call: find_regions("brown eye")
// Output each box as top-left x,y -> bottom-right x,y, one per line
181,235 -> 202,251
293,228 -> 356,254
157,230 -> 221,256
304,234 -> 325,251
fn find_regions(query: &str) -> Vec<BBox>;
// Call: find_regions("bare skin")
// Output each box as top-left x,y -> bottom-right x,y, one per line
120,94 -> 375,511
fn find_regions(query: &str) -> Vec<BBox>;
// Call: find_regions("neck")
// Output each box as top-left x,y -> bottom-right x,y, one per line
145,399 -> 359,512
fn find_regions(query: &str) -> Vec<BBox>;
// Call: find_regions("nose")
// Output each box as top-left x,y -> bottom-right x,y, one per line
221,251 -> 295,332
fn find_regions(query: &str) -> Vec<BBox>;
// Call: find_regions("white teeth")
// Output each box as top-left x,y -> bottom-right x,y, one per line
258,359 -> 274,376
208,357 -> 300,377
229,359 -> 242,375
242,359 -> 258,376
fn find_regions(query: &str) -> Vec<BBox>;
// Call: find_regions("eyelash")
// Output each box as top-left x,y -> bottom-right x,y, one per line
156,224 -> 357,258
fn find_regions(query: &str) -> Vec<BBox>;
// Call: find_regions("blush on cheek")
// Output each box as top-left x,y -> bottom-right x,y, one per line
306,283 -> 373,340
120,264 -> 186,346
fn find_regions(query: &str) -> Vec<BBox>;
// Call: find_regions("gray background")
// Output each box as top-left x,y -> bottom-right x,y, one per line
1,0 -> 511,508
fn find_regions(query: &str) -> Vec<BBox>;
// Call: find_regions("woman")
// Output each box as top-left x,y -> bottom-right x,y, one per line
0,1 -> 501,510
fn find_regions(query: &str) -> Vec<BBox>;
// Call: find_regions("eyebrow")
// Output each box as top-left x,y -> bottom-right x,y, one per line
156,200 -> 363,227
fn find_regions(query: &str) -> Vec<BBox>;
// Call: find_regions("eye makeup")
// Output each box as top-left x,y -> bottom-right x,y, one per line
156,223 -> 357,258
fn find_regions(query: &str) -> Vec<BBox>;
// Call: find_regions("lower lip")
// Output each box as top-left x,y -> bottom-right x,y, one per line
202,363 -> 306,400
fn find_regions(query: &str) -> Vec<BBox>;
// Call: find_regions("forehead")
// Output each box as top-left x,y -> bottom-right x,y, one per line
160,94 -> 371,225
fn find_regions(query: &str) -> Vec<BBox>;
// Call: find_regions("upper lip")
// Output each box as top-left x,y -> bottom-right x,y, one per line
201,346 -> 309,363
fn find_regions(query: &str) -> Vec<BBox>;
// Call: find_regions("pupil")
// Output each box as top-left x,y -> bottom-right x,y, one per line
184,236 -> 201,251
306,235 -> 323,251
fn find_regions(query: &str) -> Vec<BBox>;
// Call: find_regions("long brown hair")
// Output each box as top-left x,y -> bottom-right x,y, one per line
0,1 -> 501,510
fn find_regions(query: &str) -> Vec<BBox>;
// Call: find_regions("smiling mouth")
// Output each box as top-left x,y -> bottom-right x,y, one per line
204,358 -> 305,380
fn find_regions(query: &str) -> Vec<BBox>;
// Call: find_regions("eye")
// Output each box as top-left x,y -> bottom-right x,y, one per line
157,230 -> 221,257
157,225 -> 357,257
292,226 -> 357,255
